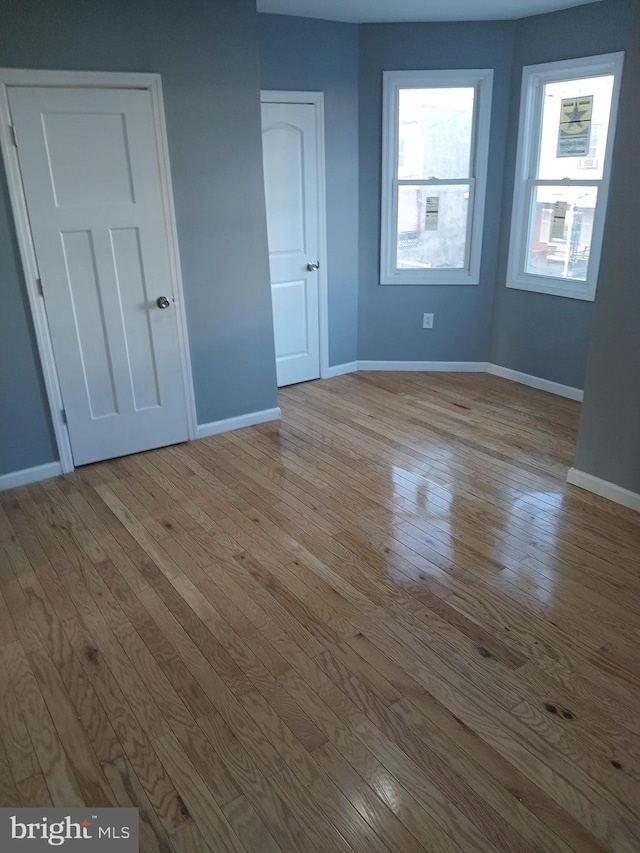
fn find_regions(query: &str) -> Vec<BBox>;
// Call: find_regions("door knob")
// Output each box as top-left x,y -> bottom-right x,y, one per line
156,296 -> 171,309
307,261 -> 320,272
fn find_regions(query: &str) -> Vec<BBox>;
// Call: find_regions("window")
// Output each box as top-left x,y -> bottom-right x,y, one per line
380,69 -> 493,285
506,53 -> 624,301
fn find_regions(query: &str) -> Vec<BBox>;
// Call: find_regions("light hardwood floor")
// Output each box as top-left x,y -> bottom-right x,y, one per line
1,372 -> 640,853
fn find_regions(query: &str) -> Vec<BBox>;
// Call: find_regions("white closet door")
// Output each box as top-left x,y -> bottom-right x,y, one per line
261,101 -> 320,387
9,85 -> 190,465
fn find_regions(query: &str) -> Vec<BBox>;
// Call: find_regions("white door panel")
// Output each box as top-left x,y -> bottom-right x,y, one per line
261,102 -> 320,387
272,279 -> 312,360
8,86 -> 190,465
263,125 -> 306,255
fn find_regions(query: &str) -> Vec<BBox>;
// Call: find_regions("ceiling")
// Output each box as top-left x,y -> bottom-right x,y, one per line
256,0 -> 605,23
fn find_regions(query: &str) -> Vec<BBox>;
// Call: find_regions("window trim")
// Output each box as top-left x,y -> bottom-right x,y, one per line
380,68 -> 494,286
506,52 -> 625,301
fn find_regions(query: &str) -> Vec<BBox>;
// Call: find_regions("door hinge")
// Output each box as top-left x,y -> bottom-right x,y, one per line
36,277 -> 44,297
9,125 -> 18,147
61,409 -> 68,425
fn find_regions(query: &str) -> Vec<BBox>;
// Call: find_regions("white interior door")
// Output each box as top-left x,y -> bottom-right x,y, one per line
261,101 -> 320,387
8,85 -> 190,466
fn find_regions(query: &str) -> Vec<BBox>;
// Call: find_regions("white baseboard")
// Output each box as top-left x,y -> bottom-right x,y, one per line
357,360 -> 490,372
197,407 -> 281,440
487,364 -> 583,401
331,361 -> 581,401
322,362 -> 358,379
0,461 -> 63,491
567,468 -> 640,512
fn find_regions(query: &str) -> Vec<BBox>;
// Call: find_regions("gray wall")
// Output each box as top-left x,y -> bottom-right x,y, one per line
0,164 -> 57,473
357,21 -> 516,362
0,0 -> 277,475
490,0 -> 634,388
258,14 -> 359,367
573,0 -> 640,493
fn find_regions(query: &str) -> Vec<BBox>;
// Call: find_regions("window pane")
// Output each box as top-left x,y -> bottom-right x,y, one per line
537,75 -> 614,180
526,185 -> 598,280
398,88 -> 474,180
397,184 -> 469,270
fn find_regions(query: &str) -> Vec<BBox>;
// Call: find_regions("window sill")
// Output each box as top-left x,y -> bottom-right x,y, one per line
506,276 -> 596,301
381,272 -> 480,286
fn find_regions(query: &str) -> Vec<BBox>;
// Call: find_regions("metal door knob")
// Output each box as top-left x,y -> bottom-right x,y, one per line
156,296 -> 171,309
307,261 -> 320,272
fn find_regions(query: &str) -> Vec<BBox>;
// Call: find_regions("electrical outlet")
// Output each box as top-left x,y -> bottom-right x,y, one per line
422,313 -> 434,329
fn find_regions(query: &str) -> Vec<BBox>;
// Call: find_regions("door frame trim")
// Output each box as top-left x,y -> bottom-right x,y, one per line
0,68 -> 198,473
260,90 -> 330,380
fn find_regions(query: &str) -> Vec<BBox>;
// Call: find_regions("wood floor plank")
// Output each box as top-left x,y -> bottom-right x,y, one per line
26,646 -> 117,806
222,795 -> 284,853
134,581 -> 286,780
315,651 -> 537,853
102,755 -> 177,853
317,722 -> 470,853
17,769 -> 53,808
310,742 -> 431,853
60,616 -> 191,836
0,736 -> 22,807
153,732 -> 247,853
16,569 -> 124,768
196,711 -> 321,853
392,692 -> 609,853
1,641 -> 85,806
349,716 -> 501,853
1,373 -> 639,853
0,649 -> 38,783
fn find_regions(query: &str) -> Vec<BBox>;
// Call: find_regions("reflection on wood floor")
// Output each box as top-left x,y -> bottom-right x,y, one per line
1,371 -> 640,853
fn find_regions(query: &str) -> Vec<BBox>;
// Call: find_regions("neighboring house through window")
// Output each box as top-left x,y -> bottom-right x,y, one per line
380,69 -> 494,285
506,52 -> 624,301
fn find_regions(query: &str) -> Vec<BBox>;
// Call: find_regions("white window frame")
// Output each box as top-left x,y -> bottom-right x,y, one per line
506,52 -> 624,301
380,69 -> 493,286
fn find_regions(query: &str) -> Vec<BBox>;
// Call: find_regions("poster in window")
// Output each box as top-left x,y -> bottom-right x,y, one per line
551,201 -> 569,240
425,196 -> 439,231
557,95 -> 593,157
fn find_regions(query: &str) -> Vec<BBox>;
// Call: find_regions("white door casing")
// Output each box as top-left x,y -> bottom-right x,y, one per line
2,74 -> 195,467
261,98 -> 323,388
